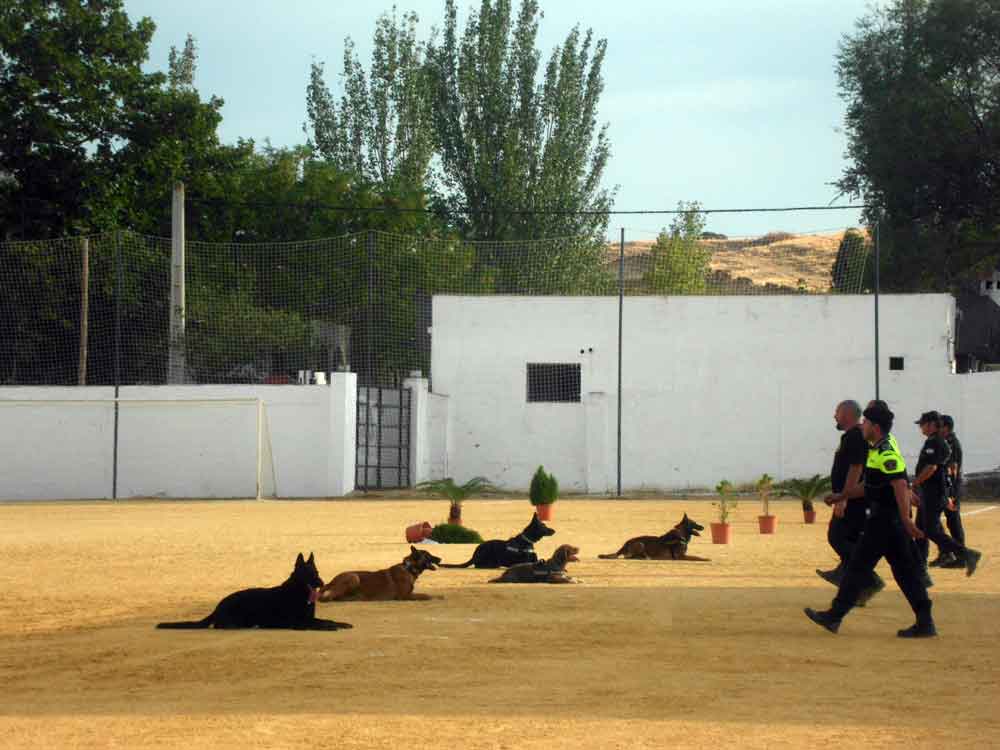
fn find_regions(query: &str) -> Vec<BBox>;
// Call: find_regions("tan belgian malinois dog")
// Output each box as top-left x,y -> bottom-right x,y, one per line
317,547 -> 442,602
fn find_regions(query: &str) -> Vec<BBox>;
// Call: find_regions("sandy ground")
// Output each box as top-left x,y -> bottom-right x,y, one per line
1,498 -> 998,749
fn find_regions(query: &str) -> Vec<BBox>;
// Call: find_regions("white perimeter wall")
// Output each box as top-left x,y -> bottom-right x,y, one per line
431,294 -> 1000,492
0,377 -> 356,501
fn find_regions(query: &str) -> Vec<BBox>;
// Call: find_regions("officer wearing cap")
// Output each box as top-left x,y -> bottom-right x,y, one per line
911,411 -> 981,576
804,404 -> 936,637
937,414 -> 965,567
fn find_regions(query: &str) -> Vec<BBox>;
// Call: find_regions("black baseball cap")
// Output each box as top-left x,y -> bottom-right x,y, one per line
941,414 -> 954,429
915,410 -> 941,425
863,404 -> 894,433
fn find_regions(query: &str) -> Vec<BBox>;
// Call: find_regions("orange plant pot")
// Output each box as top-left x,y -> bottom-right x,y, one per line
447,515 -> 463,527
710,522 -> 732,544
405,521 -> 433,543
803,510 -> 817,524
758,515 -> 778,534
535,504 -> 553,522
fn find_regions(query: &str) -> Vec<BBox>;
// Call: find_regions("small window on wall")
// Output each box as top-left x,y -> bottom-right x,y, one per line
527,363 -> 581,403
889,356 -> 905,371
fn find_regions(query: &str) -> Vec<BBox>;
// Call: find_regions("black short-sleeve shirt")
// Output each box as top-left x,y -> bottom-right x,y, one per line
915,434 -> 950,496
831,425 -> 868,493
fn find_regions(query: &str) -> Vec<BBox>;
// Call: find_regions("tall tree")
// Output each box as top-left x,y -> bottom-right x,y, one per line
836,0 -> 1000,291
643,202 -> 712,294
426,0 -> 613,241
305,8 -> 435,191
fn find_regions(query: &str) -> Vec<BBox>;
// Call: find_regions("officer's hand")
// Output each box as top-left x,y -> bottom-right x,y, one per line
832,500 -> 846,518
946,499 -> 957,512
823,493 -> 838,507
909,490 -> 921,507
903,518 -> 924,540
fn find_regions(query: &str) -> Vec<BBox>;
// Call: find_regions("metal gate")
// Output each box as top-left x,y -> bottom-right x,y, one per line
356,386 -> 412,490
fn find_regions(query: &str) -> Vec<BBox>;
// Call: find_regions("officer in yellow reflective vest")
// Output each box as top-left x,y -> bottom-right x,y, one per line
805,403 -> 937,638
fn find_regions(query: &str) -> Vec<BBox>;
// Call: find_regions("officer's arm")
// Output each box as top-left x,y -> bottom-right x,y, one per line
839,464 -> 864,502
893,478 -> 924,539
911,465 -> 938,489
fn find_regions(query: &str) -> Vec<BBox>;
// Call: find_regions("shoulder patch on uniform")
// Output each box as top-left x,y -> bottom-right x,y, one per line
883,459 -> 899,471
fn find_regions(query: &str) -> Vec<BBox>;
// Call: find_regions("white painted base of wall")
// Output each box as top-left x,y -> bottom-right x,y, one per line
0,376 -> 357,501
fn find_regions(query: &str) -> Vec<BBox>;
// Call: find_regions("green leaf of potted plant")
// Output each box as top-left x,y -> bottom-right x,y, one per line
782,474 -> 832,524
416,476 -> 497,527
757,473 -> 777,534
712,480 -> 736,544
529,466 -> 559,521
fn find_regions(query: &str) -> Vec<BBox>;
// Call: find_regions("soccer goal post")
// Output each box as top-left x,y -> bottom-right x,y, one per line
0,397 -> 277,501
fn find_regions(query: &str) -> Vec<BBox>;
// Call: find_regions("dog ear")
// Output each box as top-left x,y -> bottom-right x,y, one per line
410,545 -> 417,553
295,552 -> 305,566
307,552 -> 315,564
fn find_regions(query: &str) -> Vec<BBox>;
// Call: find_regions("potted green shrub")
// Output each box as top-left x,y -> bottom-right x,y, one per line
783,474 -> 832,524
757,473 -> 777,534
712,480 -> 736,544
530,466 -> 559,521
416,477 -> 497,526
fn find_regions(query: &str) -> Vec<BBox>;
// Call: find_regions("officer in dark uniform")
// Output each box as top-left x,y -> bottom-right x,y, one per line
935,414 -> 966,567
804,404 -> 936,637
817,400 -> 884,605
911,411 -> 981,576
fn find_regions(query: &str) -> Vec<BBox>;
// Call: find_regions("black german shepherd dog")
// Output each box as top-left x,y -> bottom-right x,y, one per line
156,553 -> 352,630
440,513 -> 555,569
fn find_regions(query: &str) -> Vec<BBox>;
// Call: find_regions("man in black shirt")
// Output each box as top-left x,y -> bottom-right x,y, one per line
817,400 -> 883,603
936,414 -> 966,565
804,404 -> 935,637
911,412 -> 980,576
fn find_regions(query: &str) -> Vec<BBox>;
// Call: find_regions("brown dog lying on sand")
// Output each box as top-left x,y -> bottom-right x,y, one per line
317,547 -> 442,602
598,514 -> 709,561
489,545 -> 580,584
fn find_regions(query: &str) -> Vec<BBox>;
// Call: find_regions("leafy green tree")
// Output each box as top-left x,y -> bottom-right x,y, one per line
831,228 -> 871,292
643,202 -> 712,294
0,0 -> 158,238
836,0 -> 1000,290
305,8 -> 435,191
426,0 -> 613,242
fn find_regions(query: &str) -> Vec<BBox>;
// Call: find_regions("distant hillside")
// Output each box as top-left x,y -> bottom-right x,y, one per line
605,230 -> 856,293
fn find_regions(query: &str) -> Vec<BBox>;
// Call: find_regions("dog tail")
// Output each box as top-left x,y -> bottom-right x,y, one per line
598,545 -> 626,559
438,558 -> 475,568
156,613 -> 214,629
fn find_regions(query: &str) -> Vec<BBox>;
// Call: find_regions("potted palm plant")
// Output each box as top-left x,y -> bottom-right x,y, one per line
783,475 -> 832,524
757,473 -> 777,534
712,480 -> 736,544
529,466 -> 558,521
416,476 -> 497,527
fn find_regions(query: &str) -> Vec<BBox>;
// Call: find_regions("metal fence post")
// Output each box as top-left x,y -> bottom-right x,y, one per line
874,220 -> 880,401
617,227 -> 624,497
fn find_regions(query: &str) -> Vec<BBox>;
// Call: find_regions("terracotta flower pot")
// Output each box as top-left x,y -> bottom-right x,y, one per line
710,522 -> 732,544
447,515 -> 463,527
405,521 -> 433,543
803,509 -> 817,524
535,504 -> 553,521
758,515 -> 778,534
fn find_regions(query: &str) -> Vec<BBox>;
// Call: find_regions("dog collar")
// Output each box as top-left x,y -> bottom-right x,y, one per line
515,533 -> 532,546
403,560 -> 417,575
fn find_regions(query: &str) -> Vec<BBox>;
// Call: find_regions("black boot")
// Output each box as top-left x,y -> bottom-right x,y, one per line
929,551 -> 954,568
898,605 -> 937,638
816,565 -> 844,586
856,574 -> 886,607
964,549 -> 982,578
804,607 -> 841,634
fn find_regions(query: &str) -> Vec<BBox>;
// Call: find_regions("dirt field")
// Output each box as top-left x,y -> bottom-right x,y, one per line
1,498 -> 998,749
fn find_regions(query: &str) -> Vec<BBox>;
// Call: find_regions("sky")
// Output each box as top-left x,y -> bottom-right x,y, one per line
123,0 -> 875,238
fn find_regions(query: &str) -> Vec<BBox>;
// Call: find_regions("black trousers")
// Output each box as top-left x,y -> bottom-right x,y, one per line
945,485 -> 966,547
915,492 -> 965,563
831,507 -> 931,621
827,502 -> 867,563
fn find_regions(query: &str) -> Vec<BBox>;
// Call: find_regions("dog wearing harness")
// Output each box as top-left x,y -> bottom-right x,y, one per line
439,513 -> 556,569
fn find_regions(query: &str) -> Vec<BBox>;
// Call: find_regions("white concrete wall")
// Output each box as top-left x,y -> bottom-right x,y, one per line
431,294 -> 999,492
0,377 -> 357,501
